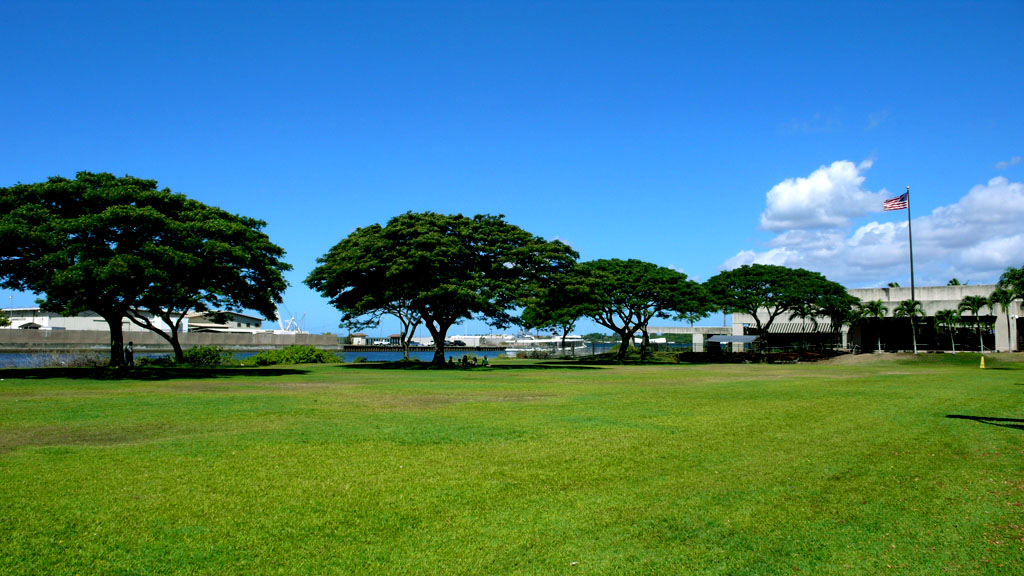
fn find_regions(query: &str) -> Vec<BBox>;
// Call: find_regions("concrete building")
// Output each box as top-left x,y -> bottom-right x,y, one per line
2,307 -> 176,332
185,311 -> 265,333
649,284 -> 1020,353
729,284 -> 1020,353
3,308 -> 268,335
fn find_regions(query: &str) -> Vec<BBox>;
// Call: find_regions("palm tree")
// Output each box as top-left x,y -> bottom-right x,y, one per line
933,309 -> 961,353
998,265 -> 1024,296
958,295 -> 989,351
857,299 -> 888,352
893,299 -> 924,354
988,288 -> 1016,352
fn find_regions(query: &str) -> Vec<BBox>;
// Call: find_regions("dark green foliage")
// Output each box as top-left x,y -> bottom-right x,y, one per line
0,310 -> 8,327
181,346 -> 231,367
136,355 -> 175,367
249,346 -> 340,366
706,264 -> 855,349
572,259 -> 711,361
997,265 -> 1023,296
0,172 -> 290,366
521,265 -> 593,351
306,212 -> 578,364
958,294 -> 990,351
894,299 -> 924,353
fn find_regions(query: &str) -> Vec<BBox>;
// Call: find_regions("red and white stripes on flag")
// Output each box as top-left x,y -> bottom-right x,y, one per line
883,191 -> 909,211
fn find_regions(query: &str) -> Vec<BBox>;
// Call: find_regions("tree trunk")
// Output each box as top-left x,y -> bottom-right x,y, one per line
127,310 -> 187,363
640,328 -> 650,361
910,319 -> 918,354
1007,312 -> 1013,352
103,313 -> 125,367
424,320 -> 451,366
616,331 -> 632,362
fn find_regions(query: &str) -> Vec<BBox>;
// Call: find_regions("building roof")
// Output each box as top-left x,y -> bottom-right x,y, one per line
708,335 -> 759,343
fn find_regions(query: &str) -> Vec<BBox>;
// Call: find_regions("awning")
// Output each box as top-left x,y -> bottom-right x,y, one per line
708,335 -> 759,343
765,322 -> 834,334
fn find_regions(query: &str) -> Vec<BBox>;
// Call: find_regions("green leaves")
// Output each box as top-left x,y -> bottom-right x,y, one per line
570,259 -> 710,360
0,172 -> 291,365
306,211 -> 578,364
706,264 -> 854,343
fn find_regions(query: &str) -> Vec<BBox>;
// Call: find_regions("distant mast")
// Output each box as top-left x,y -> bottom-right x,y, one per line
907,186 -> 915,304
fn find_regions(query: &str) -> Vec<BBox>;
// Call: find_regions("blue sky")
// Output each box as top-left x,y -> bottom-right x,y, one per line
2,1 -> 1022,336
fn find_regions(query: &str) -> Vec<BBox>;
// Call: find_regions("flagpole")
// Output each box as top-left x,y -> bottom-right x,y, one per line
907,185 -> 915,304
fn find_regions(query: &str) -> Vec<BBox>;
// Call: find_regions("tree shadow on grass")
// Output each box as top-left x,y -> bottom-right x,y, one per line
946,414 -> 1024,432
340,361 -> 603,371
0,366 -> 310,381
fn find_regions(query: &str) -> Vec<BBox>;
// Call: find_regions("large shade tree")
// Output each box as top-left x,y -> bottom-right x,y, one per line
123,195 -> 290,362
0,172 -> 290,366
520,267 -> 592,355
705,264 -> 852,350
572,259 -> 710,361
306,212 -> 578,365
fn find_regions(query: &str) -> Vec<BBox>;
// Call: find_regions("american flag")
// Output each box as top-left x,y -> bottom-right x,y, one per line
883,191 -> 909,211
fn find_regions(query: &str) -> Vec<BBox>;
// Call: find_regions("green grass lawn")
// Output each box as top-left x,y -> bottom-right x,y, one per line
1,354 -> 1022,575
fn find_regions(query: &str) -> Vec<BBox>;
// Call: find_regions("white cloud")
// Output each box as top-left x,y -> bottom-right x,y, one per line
759,159 -> 887,231
725,171 -> 1024,287
995,156 -> 1021,170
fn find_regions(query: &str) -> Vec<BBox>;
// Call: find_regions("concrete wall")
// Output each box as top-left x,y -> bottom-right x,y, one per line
0,329 -> 342,353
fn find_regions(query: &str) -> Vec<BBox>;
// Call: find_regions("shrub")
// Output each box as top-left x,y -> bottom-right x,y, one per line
182,346 -> 231,366
351,356 -> 368,363
137,355 -> 174,367
250,345 -> 340,366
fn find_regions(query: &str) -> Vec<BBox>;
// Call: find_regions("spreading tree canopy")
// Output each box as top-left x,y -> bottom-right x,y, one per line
573,259 -> 710,361
520,266 -> 593,353
123,194 -> 290,362
705,264 -> 853,349
0,172 -> 290,365
306,212 -> 578,365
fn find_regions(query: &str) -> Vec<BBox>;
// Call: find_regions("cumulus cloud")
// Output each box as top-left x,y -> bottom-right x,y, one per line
725,169 -> 1024,287
759,160 -> 887,231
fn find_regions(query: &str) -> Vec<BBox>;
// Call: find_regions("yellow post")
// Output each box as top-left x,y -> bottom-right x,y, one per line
980,356 -> 986,369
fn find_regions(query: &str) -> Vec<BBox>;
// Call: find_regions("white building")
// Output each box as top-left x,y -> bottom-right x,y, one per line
2,308 -> 269,335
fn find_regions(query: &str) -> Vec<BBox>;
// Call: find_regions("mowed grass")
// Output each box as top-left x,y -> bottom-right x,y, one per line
1,355 -> 1022,575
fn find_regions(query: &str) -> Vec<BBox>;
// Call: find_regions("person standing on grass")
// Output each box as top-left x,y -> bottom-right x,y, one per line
124,341 -> 134,367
